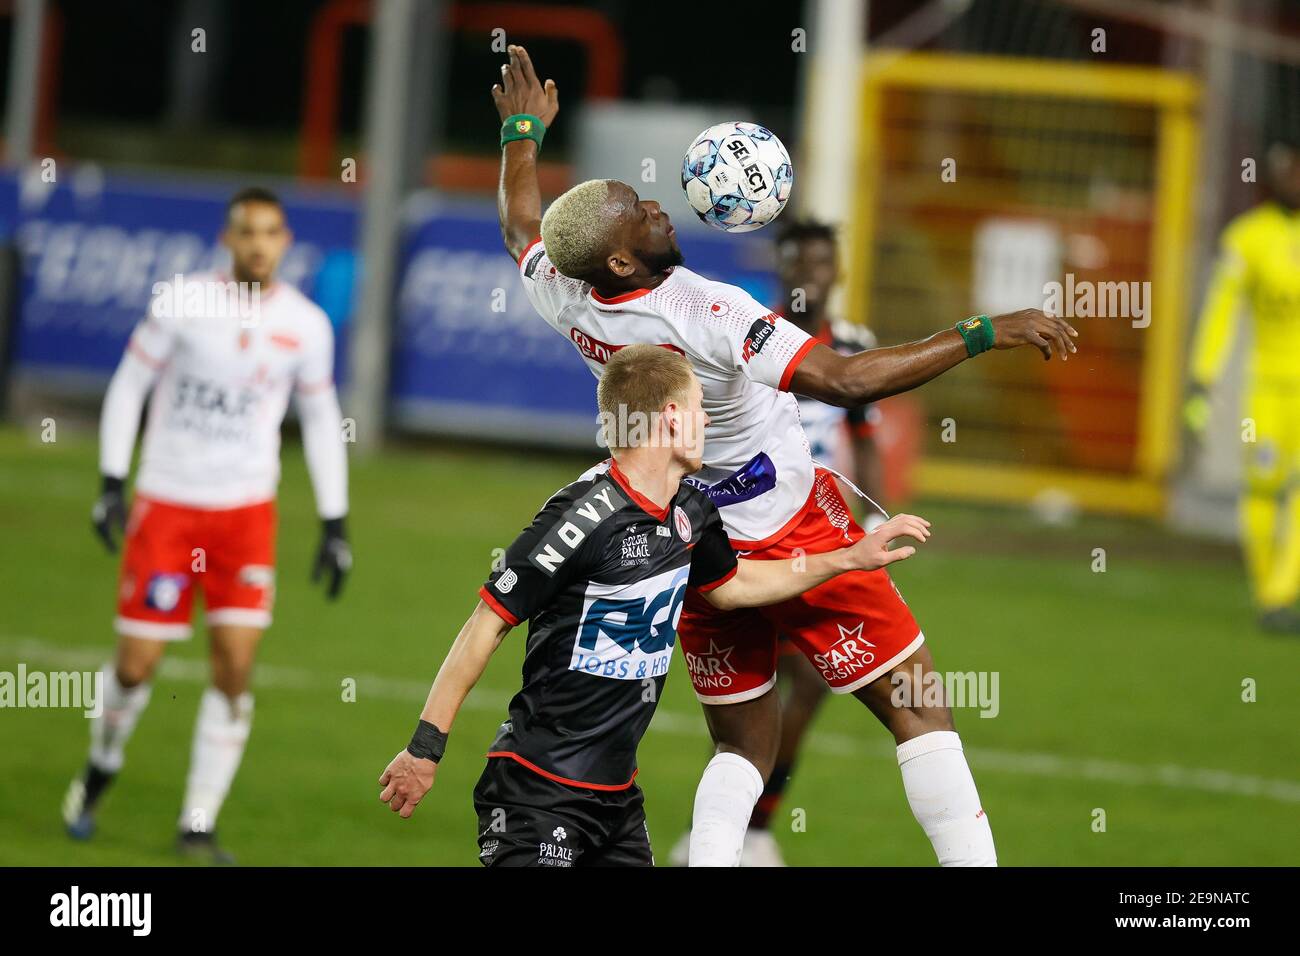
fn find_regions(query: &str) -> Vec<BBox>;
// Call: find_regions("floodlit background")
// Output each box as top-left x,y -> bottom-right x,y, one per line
0,0 -> 1297,865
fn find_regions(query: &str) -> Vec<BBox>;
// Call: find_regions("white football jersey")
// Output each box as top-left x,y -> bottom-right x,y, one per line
518,239 -> 818,547
123,271 -> 337,508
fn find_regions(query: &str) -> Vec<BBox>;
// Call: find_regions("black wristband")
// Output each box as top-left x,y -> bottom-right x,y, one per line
101,475 -> 124,496
407,719 -> 448,763
323,516 -> 346,539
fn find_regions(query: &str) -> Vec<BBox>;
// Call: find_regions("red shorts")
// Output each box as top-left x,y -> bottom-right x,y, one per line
679,470 -> 923,703
115,496 -> 278,640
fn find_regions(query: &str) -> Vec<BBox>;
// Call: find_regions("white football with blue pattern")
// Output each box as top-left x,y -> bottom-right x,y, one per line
681,122 -> 793,233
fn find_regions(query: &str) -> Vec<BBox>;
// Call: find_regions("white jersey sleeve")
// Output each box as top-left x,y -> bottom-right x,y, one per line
686,282 -> 816,391
98,285 -> 182,478
296,311 -> 337,394
517,238 -> 591,330
294,313 -> 348,520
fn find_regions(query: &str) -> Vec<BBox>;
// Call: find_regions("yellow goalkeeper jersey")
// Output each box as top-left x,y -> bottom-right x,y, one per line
1191,201 -> 1300,388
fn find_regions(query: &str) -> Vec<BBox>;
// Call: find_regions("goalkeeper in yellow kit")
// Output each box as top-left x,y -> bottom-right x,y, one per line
1186,137 -> 1300,633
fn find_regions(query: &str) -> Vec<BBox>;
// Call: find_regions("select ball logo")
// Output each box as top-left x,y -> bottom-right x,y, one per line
721,136 -> 770,196
681,121 -> 793,233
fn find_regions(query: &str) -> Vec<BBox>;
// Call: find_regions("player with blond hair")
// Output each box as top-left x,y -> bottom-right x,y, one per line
378,345 -> 928,865
492,44 -> 1077,866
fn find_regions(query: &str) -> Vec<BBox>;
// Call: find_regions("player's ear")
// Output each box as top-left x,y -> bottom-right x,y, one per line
606,250 -> 635,279
663,400 -> 682,442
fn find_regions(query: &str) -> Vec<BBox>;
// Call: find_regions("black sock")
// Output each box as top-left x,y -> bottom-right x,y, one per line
82,763 -> 116,810
749,762 -> 793,830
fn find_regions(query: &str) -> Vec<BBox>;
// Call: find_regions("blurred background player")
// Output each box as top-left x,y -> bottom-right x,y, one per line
1185,135 -> 1300,635
62,188 -> 353,862
777,219 -> 886,531
669,218 -> 890,866
377,344 -> 930,866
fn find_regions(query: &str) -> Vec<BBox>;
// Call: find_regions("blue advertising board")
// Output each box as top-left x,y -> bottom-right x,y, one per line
7,169 -> 357,392
391,192 -> 778,447
3,169 -> 778,449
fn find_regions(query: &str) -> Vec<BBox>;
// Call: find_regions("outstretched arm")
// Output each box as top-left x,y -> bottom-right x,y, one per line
704,513 -> 930,611
378,602 -> 511,819
492,44 -> 559,261
789,309 -> 1079,408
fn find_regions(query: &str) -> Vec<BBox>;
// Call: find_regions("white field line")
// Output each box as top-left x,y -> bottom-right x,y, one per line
4,636 -> 1299,806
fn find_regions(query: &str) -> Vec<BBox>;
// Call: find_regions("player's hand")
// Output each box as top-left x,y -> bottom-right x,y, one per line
312,516 -> 352,600
491,44 -> 558,127
992,309 -> 1079,361
1184,384 -> 1211,435
91,475 -> 127,554
378,749 -> 437,819
845,513 -> 930,570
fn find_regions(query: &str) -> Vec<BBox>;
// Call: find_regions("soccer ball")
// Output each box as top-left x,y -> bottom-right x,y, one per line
681,122 -> 793,233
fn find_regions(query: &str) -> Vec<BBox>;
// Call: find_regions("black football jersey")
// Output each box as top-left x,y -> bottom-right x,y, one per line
478,459 -> 737,789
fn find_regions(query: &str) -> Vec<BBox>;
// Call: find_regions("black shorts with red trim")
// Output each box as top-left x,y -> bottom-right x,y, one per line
472,756 -> 653,868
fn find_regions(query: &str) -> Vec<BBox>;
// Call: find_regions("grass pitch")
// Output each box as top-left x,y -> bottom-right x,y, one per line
0,425 -> 1296,866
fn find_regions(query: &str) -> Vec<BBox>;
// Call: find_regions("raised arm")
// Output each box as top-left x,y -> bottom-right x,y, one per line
378,602 -> 511,819
492,44 -> 559,261
789,309 -> 1078,408
704,513 -> 930,611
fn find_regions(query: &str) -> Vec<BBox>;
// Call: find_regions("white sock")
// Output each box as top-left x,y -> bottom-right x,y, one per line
178,687 -> 253,834
89,663 -> 152,774
688,752 -> 764,867
896,730 -> 997,866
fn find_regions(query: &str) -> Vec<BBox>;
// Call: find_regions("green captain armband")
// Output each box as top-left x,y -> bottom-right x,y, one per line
501,114 -> 545,150
955,314 -> 995,357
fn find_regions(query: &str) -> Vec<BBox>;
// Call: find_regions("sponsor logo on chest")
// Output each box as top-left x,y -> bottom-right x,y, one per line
569,564 -> 689,681
569,328 -> 685,365
620,525 -> 652,566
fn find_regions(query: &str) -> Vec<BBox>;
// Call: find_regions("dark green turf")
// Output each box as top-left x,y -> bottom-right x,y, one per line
0,425 -> 1296,866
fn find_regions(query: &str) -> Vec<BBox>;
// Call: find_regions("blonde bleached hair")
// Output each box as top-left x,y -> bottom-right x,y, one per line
597,344 -> 695,451
541,179 -> 620,279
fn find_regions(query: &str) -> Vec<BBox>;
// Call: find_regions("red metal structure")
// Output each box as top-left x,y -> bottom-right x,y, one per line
299,1 -> 624,186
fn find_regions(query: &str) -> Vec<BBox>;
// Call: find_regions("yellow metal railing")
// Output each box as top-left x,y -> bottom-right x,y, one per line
844,52 -> 1200,516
